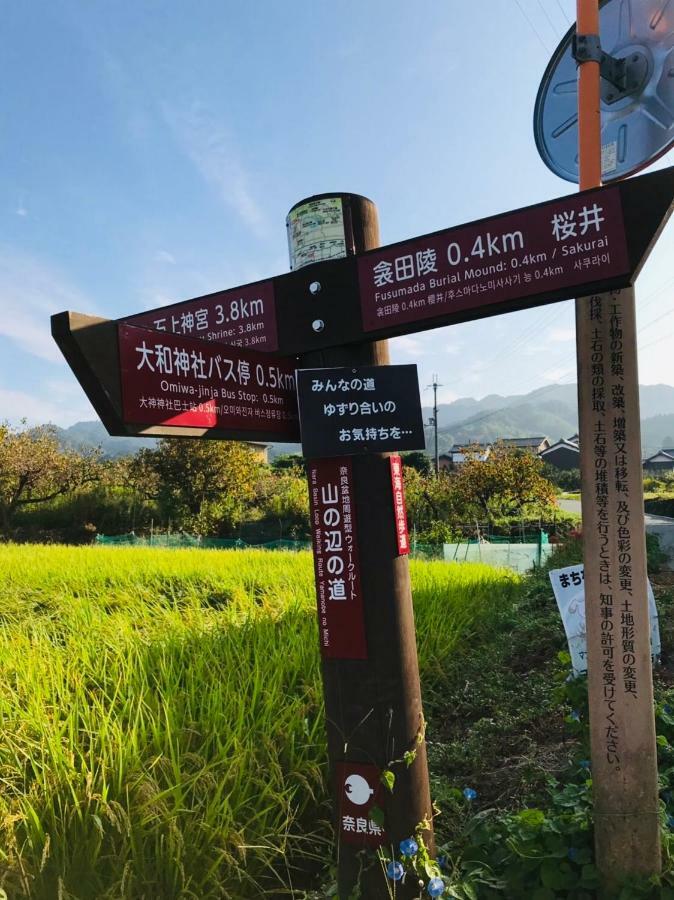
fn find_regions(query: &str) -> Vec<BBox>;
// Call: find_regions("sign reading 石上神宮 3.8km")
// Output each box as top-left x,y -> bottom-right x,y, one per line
357,186 -> 629,331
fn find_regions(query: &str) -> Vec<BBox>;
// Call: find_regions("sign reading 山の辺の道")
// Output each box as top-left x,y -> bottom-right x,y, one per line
357,185 -> 629,333
308,458 -> 366,660
296,365 -> 425,459
118,323 -> 300,440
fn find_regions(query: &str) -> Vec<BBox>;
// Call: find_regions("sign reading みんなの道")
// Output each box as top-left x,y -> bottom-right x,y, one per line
296,364 -> 425,458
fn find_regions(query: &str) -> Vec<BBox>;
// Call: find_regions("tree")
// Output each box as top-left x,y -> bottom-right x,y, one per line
451,442 -> 556,521
401,451 -> 432,475
131,439 -> 261,535
256,468 -> 309,538
0,423 -> 100,533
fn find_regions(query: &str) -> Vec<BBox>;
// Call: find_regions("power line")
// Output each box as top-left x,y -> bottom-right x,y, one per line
535,0 -> 564,40
513,0 -> 552,54
554,0 -> 572,25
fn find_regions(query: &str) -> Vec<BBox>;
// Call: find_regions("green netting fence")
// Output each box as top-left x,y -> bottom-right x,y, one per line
94,532 -> 550,569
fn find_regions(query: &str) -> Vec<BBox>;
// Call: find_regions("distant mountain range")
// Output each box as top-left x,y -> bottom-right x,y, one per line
51,383 -> 674,459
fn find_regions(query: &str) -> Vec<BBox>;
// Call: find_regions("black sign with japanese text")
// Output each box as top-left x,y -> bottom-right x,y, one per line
296,365 -> 425,458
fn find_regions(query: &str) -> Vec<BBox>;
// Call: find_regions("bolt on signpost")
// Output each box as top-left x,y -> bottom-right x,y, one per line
534,0 -> 674,887
53,86 -> 674,900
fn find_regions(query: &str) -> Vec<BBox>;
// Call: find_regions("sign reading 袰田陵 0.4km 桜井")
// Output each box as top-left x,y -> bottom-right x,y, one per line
357,185 -> 628,332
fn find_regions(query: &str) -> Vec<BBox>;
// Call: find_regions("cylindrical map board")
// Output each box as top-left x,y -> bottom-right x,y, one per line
288,193 -> 434,898
574,0 -> 660,886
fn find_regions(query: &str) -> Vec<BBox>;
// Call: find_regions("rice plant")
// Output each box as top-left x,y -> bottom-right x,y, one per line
0,545 -> 520,898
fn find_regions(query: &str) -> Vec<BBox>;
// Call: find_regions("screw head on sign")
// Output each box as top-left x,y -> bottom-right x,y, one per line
386,860 -> 404,881
309,281 -> 321,295
312,319 -> 325,333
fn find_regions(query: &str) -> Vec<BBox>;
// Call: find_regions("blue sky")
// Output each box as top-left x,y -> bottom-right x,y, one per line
2,0 -> 673,426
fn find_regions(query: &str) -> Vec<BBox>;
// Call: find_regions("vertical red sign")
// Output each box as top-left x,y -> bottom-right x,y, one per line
335,762 -> 386,848
390,455 -> 410,555
308,458 -> 367,659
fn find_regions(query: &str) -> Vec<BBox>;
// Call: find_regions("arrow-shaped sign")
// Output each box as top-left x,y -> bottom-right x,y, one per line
51,313 -> 300,443
122,167 -> 674,356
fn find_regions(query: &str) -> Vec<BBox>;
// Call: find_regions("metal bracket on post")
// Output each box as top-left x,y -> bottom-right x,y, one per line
572,33 -> 602,64
572,34 -> 648,101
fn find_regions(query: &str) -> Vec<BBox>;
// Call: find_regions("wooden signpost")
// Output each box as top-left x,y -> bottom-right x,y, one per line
52,156 -> 674,895
573,0 -> 660,886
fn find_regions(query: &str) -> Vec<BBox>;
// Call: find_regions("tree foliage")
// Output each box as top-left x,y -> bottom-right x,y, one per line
0,423 -> 100,532
451,442 -> 556,521
130,439 -> 261,535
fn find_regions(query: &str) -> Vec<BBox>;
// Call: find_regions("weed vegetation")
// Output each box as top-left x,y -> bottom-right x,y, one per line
0,545 -> 519,899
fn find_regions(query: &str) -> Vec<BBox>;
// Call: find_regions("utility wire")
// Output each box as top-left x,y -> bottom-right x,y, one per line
554,0 -> 572,25
535,0 -> 564,40
513,0 -> 552,54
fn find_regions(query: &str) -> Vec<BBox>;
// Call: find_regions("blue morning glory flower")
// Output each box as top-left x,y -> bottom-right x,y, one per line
399,837 -> 418,857
570,710 -> 581,721
463,787 -> 477,801
427,876 -> 445,897
579,759 -> 591,769
568,847 -> 580,862
386,860 -> 404,881
667,815 -> 674,829
437,853 -> 448,870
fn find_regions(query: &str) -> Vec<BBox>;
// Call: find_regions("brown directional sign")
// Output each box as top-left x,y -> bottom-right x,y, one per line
118,167 -> 674,357
51,312 -> 300,443
296,365 -> 425,458
125,279 -> 279,352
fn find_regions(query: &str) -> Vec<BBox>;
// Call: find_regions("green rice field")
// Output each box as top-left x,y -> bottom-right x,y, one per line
0,545 -> 521,899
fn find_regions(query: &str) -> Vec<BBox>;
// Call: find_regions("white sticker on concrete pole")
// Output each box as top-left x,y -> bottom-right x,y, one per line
549,563 -> 660,676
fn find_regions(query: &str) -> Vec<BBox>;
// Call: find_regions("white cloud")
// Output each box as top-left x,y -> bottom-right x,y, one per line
542,365 -> 575,382
161,101 -> 269,239
154,249 -> 176,264
0,247 -> 95,363
0,384 -> 94,427
15,205 -> 28,217
392,335 -> 423,356
547,327 -> 575,343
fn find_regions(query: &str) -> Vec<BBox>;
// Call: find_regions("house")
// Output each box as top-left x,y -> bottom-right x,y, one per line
439,442 -> 492,469
643,450 -> 674,473
246,442 -> 270,463
540,438 -> 581,470
502,436 -> 551,454
439,436 -> 550,469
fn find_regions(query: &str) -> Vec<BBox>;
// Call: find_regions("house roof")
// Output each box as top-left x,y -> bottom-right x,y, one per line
501,436 -> 549,448
540,439 -> 581,456
643,451 -> 674,464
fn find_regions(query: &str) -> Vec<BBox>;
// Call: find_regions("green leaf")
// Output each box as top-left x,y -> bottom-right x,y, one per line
403,749 -> 417,768
369,805 -> 385,827
516,808 -> 546,829
540,858 -> 576,891
531,889 -> 556,900
380,769 -> 395,793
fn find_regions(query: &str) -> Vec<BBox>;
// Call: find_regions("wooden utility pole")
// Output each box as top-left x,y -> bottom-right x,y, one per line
288,193 -> 433,898
427,374 -> 441,475
575,0 -> 661,888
